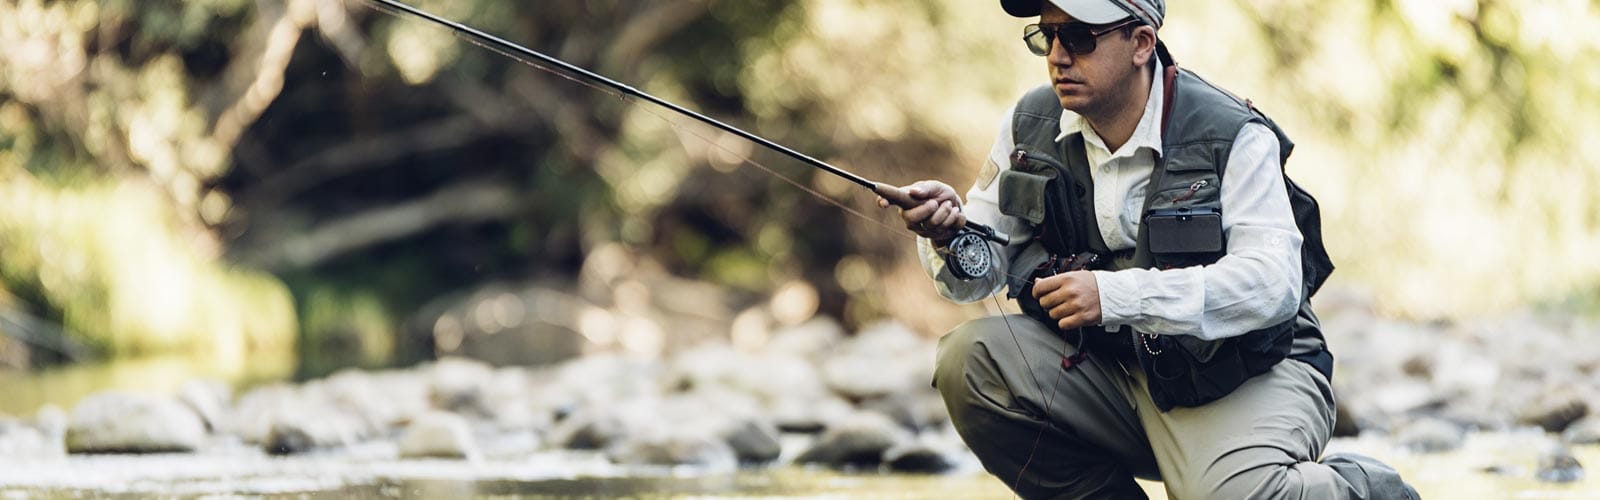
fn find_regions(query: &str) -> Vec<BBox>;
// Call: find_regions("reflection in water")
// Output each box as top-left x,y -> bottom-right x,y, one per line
0,439 -> 1595,499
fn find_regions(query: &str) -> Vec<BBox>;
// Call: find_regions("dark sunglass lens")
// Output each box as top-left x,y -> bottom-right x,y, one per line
1059,25 -> 1096,55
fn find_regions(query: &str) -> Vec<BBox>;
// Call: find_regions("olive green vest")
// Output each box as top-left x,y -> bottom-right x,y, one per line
998,66 -> 1332,411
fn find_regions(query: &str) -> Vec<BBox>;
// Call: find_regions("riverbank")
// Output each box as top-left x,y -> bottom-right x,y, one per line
2,284 -> 1597,497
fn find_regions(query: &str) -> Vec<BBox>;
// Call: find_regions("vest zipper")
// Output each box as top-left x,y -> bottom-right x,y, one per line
1171,179 -> 1208,203
1012,148 -> 1068,172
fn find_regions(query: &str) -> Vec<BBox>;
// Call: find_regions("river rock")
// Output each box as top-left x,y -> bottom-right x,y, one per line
766,316 -> 846,361
317,369 -> 429,432
795,411 -> 913,468
860,391 -> 948,433
1562,416 -> 1600,445
430,357 -> 496,417
771,394 -> 854,434
264,410 -> 366,455
1536,446 -> 1584,483
229,384 -> 302,444
398,411 -> 478,459
34,404 -> 67,442
65,392 -> 207,453
1393,417 -> 1464,453
0,410 -> 65,459
720,418 -> 782,464
820,322 -> 931,400
1517,388 -> 1589,433
883,440 -> 955,473
178,379 -> 231,432
604,427 -> 737,471
547,409 -> 629,450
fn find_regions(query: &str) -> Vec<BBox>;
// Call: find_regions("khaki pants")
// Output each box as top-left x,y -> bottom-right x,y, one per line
935,315 -> 1415,500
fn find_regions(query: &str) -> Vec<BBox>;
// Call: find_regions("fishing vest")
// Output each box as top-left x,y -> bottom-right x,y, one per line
998,62 -> 1335,411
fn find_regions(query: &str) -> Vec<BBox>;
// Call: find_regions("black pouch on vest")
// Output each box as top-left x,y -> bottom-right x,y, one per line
1138,323 -> 1294,410
1145,207 -> 1222,255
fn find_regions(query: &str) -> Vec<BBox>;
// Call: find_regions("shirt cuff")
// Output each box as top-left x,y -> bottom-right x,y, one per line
1093,269 -> 1139,329
917,236 -> 948,277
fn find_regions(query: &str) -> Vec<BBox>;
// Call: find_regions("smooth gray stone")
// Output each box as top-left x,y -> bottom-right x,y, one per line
65,392 -> 206,454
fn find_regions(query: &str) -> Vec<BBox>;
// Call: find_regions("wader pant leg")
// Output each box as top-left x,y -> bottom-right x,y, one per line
934,315 -> 1159,500
936,315 -> 1418,500
1135,359 -> 1418,500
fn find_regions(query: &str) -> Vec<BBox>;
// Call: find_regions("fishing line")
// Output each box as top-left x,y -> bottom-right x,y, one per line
360,3 -> 1066,494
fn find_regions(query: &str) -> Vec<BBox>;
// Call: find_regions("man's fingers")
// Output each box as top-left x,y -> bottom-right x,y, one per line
901,200 -> 938,224
929,202 -> 954,227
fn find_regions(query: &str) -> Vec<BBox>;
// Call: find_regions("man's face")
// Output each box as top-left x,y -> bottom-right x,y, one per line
1040,3 -> 1142,115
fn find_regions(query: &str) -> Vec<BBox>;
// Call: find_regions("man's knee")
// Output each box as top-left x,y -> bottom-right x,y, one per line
1168,459 -> 1302,500
933,316 -> 1021,392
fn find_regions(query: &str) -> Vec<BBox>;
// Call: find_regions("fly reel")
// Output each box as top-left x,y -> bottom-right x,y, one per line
945,230 -> 995,281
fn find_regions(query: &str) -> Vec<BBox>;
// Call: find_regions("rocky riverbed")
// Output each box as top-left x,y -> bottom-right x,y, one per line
0,285 -> 1597,497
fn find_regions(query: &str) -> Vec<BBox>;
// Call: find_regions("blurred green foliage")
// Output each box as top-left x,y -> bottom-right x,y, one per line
0,0 -> 1596,374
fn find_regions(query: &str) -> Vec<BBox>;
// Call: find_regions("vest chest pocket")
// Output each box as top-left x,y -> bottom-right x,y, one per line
1149,173 -> 1220,210
997,169 -> 1054,225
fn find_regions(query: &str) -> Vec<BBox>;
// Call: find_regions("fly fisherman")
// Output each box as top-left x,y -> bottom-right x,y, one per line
880,0 -> 1419,498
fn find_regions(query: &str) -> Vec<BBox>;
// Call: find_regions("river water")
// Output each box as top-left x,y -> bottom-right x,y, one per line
0,431 -> 1592,498
2,358 -> 1596,498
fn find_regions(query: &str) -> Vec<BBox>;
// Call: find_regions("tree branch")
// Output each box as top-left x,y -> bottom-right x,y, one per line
240,178 -> 525,270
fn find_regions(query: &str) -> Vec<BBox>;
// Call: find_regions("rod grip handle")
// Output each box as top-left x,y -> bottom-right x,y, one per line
871,183 -> 1009,245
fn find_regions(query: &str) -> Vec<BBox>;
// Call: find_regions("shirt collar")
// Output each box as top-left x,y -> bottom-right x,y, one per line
1055,58 -> 1165,160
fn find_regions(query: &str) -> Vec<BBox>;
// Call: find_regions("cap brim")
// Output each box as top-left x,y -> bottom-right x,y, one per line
1001,0 -> 1132,24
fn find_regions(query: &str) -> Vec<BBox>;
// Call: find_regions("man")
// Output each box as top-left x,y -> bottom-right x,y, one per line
878,0 -> 1419,498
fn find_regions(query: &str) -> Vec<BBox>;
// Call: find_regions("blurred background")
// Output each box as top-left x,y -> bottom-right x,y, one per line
0,0 -> 1598,496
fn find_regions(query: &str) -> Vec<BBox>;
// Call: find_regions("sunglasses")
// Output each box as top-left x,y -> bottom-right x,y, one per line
1023,19 -> 1141,57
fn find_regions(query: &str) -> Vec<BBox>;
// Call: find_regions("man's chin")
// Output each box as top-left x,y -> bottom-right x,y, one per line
1055,94 -> 1089,113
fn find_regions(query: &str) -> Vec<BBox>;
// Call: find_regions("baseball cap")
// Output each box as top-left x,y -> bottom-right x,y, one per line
1000,0 -> 1164,29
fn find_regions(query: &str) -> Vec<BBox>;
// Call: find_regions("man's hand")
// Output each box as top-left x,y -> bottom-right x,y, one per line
876,180 -> 966,243
1032,271 -> 1102,330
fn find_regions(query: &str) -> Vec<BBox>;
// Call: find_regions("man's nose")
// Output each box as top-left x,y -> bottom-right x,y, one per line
1047,38 -> 1074,66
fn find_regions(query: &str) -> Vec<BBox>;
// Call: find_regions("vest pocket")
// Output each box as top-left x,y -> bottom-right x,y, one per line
997,170 -> 1054,225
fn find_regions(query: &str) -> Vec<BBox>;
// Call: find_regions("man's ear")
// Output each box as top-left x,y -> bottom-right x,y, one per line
1131,25 -> 1157,67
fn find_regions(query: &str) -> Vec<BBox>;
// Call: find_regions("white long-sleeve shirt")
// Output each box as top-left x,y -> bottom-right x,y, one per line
919,62 -> 1304,341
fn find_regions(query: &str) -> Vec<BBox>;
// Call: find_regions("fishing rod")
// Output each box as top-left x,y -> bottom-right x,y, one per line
362,0 -> 1009,252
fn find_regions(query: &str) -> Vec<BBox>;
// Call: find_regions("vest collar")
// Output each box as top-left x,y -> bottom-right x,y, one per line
1055,59 -> 1165,161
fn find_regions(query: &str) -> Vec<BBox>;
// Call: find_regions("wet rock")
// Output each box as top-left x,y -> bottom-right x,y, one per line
480,430 -> 543,459
820,321 -> 932,400
178,379 -> 231,433
720,418 -> 782,464
604,427 -> 737,471
771,394 -> 854,434
264,410 -> 365,455
1477,463 -> 1522,477
859,391 -> 949,433
1517,389 -> 1588,433
1393,417 -> 1464,453
795,412 -> 913,468
318,369 -> 429,432
1536,446 -> 1584,483
398,411 -> 478,459
65,392 -> 207,454
0,416 -> 63,458
739,353 -> 830,405
766,316 -> 846,360
33,404 -> 67,442
547,409 -> 629,450
429,357 -> 496,417
1562,416 -> 1600,445
228,384 -> 301,444
883,441 -> 955,473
